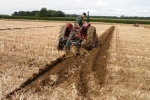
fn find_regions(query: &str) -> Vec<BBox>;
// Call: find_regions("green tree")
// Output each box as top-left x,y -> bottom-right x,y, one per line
39,8 -> 47,17
12,12 -> 18,16
120,15 -> 125,18
47,10 -> 52,17
50,10 -> 57,17
32,10 -> 40,16
57,10 -> 65,17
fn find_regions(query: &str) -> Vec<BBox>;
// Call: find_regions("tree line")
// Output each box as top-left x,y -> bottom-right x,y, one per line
12,8 -> 66,17
0,7 -> 149,20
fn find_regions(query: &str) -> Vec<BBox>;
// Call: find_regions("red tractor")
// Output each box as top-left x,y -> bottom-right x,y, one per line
57,11 -> 98,54
134,23 -> 139,27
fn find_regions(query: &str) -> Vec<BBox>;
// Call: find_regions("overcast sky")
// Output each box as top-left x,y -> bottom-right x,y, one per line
0,0 -> 149,17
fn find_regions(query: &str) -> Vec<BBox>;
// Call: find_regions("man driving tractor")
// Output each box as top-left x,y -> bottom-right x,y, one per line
57,11 -> 97,55
73,12 -> 87,54
75,12 -> 86,29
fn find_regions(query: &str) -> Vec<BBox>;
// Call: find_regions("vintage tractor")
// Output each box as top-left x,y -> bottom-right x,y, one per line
134,23 -> 139,27
57,11 -> 97,54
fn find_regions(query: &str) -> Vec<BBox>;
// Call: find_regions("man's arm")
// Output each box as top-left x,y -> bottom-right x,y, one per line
76,23 -> 80,28
76,23 -> 83,29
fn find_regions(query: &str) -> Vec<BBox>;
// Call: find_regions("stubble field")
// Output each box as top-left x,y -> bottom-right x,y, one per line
0,20 -> 149,100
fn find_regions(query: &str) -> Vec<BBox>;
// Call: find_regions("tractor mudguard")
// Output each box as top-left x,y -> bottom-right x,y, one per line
66,22 -> 73,32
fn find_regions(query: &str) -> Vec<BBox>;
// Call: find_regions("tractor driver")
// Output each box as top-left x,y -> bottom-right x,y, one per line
75,12 -> 86,29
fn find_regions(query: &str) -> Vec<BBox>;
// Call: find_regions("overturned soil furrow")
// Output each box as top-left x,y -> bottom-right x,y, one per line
144,26 -> 150,29
5,26 -> 115,99
76,26 -> 115,99
0,26 -> 56,30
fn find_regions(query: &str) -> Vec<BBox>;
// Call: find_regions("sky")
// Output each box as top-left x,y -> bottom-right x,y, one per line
0,0 -> 149,17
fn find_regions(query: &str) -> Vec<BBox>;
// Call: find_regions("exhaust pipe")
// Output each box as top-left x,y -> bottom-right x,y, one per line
87,11 -> 89,23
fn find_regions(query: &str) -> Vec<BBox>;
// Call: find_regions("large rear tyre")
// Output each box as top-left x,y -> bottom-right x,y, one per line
57,25 -> 67,50
84,26 -> 97,50
59,25 -> 67,39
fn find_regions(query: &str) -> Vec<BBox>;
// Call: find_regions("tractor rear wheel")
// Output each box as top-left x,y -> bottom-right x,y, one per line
57,25 -> 67,50
59,25 -> 67,39
84,26 -> 97,50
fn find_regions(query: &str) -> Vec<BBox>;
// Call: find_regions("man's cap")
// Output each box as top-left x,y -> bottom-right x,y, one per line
83,12 -> 86,16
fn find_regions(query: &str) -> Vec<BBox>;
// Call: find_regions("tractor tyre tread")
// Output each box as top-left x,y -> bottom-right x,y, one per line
59,25 -> 67,39
84,26 -> 96,50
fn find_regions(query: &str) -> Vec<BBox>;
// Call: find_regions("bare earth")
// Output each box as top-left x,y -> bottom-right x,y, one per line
0,20 -> 149,100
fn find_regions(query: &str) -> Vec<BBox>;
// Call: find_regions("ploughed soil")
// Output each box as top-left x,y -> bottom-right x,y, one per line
6,26 -> 115,99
